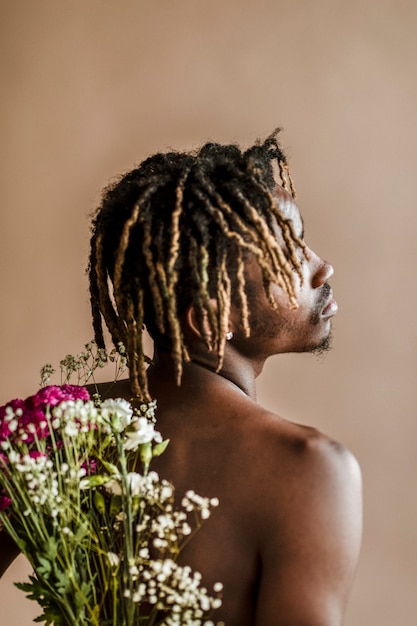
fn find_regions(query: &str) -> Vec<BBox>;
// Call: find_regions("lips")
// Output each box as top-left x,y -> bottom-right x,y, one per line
321,293 -> 338,318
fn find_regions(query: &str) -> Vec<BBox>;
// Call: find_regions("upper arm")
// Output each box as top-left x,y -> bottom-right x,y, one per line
255,437 -> 362,626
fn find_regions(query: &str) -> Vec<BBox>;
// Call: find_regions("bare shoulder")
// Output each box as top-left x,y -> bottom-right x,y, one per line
237,398 -> 360,477
246,405 -> 362,538
249,403 -> 360,486
246,406 -> 363,625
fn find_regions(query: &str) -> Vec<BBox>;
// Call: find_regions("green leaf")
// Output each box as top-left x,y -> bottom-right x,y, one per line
93,490 -> 106,514
55,569 -> 72,595
42,537 -> 59,559
36,556 -> 53,578
152,438 -> 170,458
74,518 -> 90,542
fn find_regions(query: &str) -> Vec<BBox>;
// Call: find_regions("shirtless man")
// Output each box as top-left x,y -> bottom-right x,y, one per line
0,131 -> 362,624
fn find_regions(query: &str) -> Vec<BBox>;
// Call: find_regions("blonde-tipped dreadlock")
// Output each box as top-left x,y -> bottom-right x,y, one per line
88,129 -> 307,401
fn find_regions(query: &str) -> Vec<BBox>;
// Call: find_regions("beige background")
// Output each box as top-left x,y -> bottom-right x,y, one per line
1,1 -> 416,624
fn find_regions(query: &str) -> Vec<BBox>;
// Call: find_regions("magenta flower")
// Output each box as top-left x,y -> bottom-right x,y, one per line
28,450 -> 48,460
0,495 -> 12,511
0,385 -> 90,445
0,399 -> 25,443
81,457 -> 97,475
28,385 -> 90,409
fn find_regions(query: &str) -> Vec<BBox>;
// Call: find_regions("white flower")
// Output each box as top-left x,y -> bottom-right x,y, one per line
100,398 -> 133,432
107,552 -> 120,568
104,477 -> 122,496
129,564 -> 139,579
123,417 -> 161,451
8,450 -> 20,464
132,589 -> 142,603
64,422 -> 79,437
127,472 -> 143,496
104,472 -> 143,496
8,419 -> 18,432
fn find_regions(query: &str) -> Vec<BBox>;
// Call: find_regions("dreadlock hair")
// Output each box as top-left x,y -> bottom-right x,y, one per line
89,129 -> 307,401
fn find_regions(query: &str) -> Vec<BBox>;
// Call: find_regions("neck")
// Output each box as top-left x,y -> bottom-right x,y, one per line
190,357 -> 257,399
149,345 -> 261,401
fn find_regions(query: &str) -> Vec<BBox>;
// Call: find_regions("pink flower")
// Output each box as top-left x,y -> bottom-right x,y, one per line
0,399 -> 25,414
82,458 -> 97,474
0,386 -> 90,445
0,399 -> 25,443
28,450 -> 48,460
0,495 -> 11,511
28,385 -> 90,409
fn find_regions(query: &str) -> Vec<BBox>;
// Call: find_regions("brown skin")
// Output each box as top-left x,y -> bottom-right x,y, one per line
0,189 -> 362,625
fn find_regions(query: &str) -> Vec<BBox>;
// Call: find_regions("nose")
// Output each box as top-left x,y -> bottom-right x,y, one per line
311,254 -> 334,288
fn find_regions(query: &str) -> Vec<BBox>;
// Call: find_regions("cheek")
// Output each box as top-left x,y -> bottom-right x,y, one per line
291,266 -> 311,300
247,296 -> 296,340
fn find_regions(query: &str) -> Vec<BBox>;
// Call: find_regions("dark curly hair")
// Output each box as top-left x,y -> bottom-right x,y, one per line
88,129 -> 306,400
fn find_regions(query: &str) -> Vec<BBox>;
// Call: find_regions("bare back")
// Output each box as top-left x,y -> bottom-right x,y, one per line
0,366 -> 362,625
113,362 -> 363,626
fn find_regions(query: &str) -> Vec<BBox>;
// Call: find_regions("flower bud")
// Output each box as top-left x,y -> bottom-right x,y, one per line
110,495 -> 122,517
93,490 -> 106,514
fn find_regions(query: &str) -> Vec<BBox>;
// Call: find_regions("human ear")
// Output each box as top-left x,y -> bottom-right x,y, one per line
184,302 -> 216,346
185,300 -> 236,349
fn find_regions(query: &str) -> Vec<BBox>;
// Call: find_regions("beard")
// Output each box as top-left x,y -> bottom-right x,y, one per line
310,282 -> 332,325
307,282 -> 334,356
241,278 -> 335,356
309,328 -> 333,357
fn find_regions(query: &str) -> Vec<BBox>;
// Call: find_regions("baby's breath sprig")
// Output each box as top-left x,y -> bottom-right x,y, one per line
40,340 -> 128,392
39,363 -> 56,387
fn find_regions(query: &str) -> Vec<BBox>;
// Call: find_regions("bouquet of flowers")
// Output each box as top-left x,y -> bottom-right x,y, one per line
0,345 -> 223,625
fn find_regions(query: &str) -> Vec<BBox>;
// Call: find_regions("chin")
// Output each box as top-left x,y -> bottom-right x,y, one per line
310,330 -> 333,356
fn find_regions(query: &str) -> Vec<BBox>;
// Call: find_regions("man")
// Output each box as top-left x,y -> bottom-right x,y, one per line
1,131 -> 362,625
88,130 -> 362,625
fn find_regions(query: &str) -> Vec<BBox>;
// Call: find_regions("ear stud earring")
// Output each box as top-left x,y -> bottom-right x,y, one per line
226,331 -> 234,341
